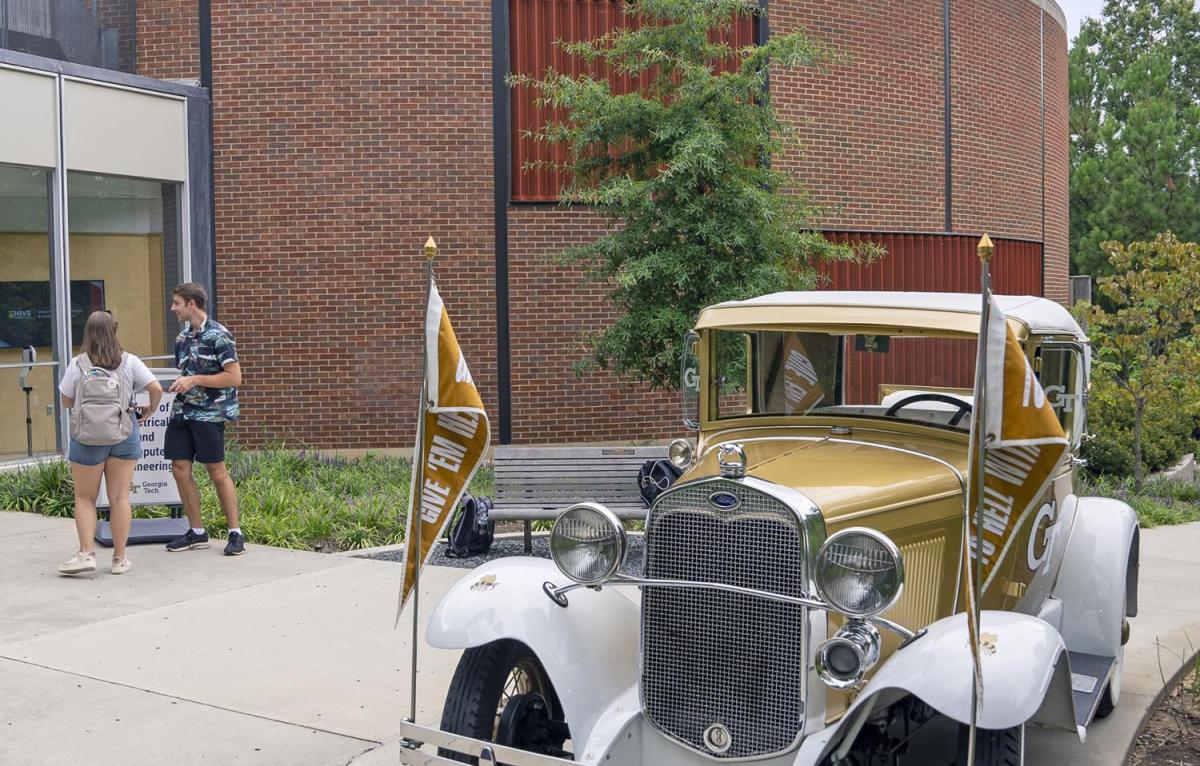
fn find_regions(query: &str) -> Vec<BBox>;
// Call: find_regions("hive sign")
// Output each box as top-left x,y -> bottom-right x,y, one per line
98,391 -> 181,508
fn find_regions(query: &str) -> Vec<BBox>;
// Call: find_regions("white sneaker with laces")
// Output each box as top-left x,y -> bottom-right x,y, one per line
110,557 -> 132,575
58,551 -> 96,574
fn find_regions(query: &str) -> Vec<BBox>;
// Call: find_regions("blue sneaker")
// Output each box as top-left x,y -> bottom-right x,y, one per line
224,531 -> 246,556
166,529 -> 210,552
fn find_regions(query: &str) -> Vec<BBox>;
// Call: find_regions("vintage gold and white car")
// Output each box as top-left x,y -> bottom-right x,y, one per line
399,291 -> 1139,766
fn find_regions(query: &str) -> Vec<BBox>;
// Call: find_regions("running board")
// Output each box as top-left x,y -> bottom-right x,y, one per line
1068,651 -> 1115,730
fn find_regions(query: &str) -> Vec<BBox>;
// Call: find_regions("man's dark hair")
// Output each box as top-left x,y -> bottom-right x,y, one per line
173,282 -> 208,310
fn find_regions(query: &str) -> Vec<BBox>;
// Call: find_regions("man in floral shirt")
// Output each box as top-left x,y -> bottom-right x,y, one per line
164,282 -> 246,556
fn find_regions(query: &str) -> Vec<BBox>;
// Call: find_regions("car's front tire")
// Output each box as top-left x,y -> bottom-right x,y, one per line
438,639 -> 570,764
956,723 -> 1023,766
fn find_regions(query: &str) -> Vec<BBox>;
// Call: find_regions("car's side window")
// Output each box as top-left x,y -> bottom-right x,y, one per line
1037,343 -> 1085,447
712,331 -> 751,419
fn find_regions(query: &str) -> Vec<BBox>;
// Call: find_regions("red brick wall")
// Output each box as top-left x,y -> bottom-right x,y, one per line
507,207 -> 682,443
949,0 -> 1042,245
144,1 -> 497,449
1043,12 -> 1070,304
133,0 -> 1069,449
772,0 -> 946,231
135,0 -> 199,81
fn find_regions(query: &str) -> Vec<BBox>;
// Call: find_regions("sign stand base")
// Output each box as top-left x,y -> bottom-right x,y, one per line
95,507 -> 189,547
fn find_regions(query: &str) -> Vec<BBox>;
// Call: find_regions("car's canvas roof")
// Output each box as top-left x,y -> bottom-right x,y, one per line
696,291 -> 1086,340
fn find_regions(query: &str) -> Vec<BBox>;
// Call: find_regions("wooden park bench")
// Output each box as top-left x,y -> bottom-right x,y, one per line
491,445 -> 668,552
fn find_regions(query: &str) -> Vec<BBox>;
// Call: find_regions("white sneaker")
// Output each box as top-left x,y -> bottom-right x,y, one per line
58,551 -> 97,575
110,557 -> 132,575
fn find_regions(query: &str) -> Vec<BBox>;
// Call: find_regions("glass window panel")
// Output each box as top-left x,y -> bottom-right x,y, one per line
710,329 -> 979,430
1038,346 -> 1083,443
1,1 -> 150,76
0,162 -> 59,461
67,171 -> 183,363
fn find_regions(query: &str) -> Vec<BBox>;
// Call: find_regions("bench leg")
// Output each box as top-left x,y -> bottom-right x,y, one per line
524,520 -> 532,554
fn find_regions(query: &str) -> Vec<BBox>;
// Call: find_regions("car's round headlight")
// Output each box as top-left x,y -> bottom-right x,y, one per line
815,528 -> 904,618
550,502 -> 627,585
668,438 -> 694,469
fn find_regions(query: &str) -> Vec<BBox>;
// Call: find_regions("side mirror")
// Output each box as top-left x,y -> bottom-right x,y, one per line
681,331 -> 700,431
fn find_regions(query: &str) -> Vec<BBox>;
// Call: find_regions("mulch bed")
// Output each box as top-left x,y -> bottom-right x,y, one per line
1129,671 -> 1200,765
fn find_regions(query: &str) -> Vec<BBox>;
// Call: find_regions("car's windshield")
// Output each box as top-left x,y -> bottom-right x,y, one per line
710,330 -> 979,429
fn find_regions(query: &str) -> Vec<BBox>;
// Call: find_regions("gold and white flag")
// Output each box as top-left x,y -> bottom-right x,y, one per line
782,333 -> 826,414
960,292 -> 1069,685
968,293 -> 1069,592
399,282 -> 491,610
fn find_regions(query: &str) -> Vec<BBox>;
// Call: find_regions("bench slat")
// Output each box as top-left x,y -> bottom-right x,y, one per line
493,446 -> 666,457
488,444 -> 670,522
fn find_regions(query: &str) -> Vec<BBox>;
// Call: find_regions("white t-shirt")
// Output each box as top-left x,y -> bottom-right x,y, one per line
59,353 -> 156,401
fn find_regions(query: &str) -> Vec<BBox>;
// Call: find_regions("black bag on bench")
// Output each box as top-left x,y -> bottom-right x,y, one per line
637,459 -> 683,507
446,494 -> 495,558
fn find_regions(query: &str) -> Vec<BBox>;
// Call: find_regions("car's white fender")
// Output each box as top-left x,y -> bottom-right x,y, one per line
1051,495 -> 1139,657
795,611 -> 1079,765
426,557 -> 640,750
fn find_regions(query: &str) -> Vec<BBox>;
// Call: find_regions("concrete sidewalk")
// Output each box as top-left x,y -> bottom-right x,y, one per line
2,511 -> 1199,766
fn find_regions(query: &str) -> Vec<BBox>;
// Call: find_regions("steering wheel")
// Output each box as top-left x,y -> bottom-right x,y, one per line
884,393 -> 973,427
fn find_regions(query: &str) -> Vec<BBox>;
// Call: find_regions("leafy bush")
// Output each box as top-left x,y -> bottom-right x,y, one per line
1076,233 -> 1200,487
1083,376 -> 1197,476
0,444 -> 495,553
0,460 -> 74,517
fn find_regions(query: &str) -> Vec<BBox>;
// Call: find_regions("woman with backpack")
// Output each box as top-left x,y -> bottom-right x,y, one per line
56,311 -> 162,575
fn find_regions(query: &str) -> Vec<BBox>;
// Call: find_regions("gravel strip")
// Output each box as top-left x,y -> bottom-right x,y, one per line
359,534 -> 646,575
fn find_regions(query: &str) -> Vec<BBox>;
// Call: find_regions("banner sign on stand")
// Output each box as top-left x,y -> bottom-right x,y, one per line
95,369 -> 190,546
98,390 -> 180,508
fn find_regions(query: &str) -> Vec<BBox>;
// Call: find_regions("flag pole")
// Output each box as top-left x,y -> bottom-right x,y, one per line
409,235 -> 438,726
968,232 -> 995,763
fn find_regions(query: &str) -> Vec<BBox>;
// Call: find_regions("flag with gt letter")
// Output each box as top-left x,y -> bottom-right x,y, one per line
960,290 -> 1069,712
967,292 -> 1069,594
399,281 -> 491,609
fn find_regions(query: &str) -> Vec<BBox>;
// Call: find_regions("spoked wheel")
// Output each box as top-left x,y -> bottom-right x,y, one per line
439,639 -> 570,764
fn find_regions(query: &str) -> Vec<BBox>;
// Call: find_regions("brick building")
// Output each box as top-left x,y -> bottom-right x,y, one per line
0,0 -> 1067,455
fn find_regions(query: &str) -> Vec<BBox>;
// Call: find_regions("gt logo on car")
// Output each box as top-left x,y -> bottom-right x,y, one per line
1027,502 -> 1058,572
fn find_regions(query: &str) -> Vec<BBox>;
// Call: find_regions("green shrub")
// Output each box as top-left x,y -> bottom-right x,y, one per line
1083,375 -> 1197,477
1078,473 -> 1200,528
0,460 -> 74,517
0,444 -> 497,553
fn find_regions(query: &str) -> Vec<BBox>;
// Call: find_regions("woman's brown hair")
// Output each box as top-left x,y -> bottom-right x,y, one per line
81,311 -> 124,370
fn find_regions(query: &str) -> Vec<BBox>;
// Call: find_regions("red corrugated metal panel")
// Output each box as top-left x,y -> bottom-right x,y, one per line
819,231 -> 1043,296
510,0 -> 757,202
818,231 -> 1044,404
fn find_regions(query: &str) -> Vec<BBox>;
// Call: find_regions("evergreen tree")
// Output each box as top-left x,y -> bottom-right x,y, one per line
1069,0 -> 1200,277
513,0 -> 868,388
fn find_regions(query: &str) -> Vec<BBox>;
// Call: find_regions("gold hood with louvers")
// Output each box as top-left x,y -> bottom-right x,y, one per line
686,433 -> 966,523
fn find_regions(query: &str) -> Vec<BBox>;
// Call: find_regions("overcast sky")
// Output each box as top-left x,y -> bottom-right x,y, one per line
1056,0 -> 1105,43
1057,0 -> 1200,42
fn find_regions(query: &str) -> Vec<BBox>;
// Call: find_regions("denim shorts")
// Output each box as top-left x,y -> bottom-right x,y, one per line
68,423 -> 141,466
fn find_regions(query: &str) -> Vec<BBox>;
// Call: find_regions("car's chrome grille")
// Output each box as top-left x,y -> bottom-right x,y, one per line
642,479 -> 809,759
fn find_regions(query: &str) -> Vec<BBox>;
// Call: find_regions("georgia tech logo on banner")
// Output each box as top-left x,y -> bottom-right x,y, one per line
399,282 -> 491,609
967,293 -> 1069,593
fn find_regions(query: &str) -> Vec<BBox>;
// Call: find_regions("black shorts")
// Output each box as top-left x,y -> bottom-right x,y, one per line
164,418 -> 226,464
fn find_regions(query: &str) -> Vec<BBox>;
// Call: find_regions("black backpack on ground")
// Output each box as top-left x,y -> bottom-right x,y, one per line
637,459 -> 684,507
445,494 -> 495,558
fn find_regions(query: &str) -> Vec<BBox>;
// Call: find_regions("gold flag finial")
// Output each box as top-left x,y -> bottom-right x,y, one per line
977,233 -> 995,263
424,236 -> 438,260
